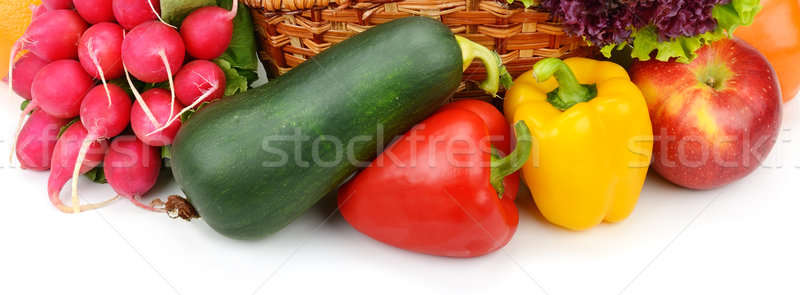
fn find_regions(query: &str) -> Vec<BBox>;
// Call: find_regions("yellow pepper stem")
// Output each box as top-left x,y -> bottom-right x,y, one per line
455,35 -> 502,97
533,58 -> 598,111
490,121 -> 532,198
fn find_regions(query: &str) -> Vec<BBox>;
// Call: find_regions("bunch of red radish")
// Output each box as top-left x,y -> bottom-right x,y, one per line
8,0 -> 237,214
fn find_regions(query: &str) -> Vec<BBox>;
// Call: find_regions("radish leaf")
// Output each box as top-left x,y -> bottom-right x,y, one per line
160,0 -> 216,25
84,167 -> 107,184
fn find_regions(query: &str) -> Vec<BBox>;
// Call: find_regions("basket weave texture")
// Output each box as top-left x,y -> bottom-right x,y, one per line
243,0 -> 590,98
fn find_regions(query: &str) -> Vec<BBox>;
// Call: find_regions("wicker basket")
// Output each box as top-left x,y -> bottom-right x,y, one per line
243,0 -> 590,99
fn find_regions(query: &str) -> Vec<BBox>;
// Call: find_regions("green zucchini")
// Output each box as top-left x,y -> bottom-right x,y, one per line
170,17 -> 502,239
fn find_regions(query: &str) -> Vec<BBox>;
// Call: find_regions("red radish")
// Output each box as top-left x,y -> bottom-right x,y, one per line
15,110 -> 69,170
180,0 -> 238,59
7,10 -> 87,105
112,0 -> 161,30
12,60 -> 93,162
131,88 -> 183,146
174,60 -> 226,106
8,10 -> 87,63
78,22 -> 124,105
146,60 -> 225,136
79,23 -> 124,79
122,21 -> 185,83
67,84 -> 131,212
104,136 -> 162,211
48,122 -> 116,213
42,0 -> 73,10
74,0 -> 114,24
8,53 -> 48,100
27,60 -> 94,119
121,21 -> 183,127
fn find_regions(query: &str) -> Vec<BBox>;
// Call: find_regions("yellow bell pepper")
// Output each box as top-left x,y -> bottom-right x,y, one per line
504,57 -> 653,230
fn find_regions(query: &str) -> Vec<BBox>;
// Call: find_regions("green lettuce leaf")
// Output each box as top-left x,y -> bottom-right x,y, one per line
713,0 -> 761,37
506,0 -> 536,8
160,0 -> 216,25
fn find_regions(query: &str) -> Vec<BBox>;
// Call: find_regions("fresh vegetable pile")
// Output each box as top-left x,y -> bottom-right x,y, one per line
4,0 -> 794,259
8,0 -> 258,213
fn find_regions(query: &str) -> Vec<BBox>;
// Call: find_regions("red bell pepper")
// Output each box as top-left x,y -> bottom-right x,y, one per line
338,100 -> 531,257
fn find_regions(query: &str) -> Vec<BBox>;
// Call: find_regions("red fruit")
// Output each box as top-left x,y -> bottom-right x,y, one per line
631,38 -> 782,190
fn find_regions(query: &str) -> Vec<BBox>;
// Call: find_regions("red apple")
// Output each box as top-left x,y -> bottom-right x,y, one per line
630,38 -> 782,190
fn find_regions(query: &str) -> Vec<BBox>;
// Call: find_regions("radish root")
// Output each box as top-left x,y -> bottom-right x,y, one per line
125,195 -> 165,212
146,80 -> 219,136
50,193 -> 119,214
69,138 -> 93,213
7,39 -> 24,164
122,60 -> 160,128
148,0 -> 176,29
121,30 -> 160,128
87,39 -> 113,106
227,0 -> 239,20
7,40 -> 20,100
10,100 -> 37,163
158,50 -> 176,121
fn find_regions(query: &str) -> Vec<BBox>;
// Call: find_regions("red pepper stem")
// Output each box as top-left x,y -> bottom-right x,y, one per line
490,121 -> 532,197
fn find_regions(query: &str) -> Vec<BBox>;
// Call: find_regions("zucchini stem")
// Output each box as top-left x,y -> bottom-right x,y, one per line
455,35 -> 501,97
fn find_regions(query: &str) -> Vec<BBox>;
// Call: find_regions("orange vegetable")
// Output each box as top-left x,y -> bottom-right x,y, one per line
735,0 -> 800,102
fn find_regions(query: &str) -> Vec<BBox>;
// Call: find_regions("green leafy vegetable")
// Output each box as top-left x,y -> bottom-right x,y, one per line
212,0 -> 259,96
160,0 -> 216,25
214,58 -> 250,96
217,0 -> 259,72
144,81 -> 171,91
506,0 -> 536,8
160,0 -> 258,96
713,0 -> 762,37
180,101 -> 210,122
108,78 -> 143,98
84,167 -> 108,184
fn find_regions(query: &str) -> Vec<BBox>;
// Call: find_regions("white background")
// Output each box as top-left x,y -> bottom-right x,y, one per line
0,85 -> 798,295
